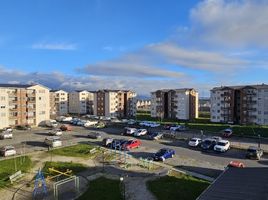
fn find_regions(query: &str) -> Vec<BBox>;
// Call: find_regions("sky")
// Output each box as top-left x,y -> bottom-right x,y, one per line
0,0 -> 268,97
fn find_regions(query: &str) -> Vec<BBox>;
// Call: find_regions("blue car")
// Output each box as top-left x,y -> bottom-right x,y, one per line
153,148 -> 175,161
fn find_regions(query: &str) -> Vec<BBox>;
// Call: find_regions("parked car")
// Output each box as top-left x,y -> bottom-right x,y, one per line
201,138 -> 217,150
124,127 -> 137,135
84,121 -> 98,127
110,139 -> 128,149
170,125 -> 186,131
15,125 -> 31,130
188,138 -> 202,147
246,146 -> 263,160
127,119 -> 136,125
0,131 -> 13,139
88,132 -> 102,139
44,136 -> 62,148
0,145 -> 16,157
153,148 -> 175,161
102,138 -> 114,147
163,124 -> 176,130
121,139 -> 141,150
214,140 -> 230,152
149,132 -> 163,140
60,124 -> 72,131
222,128 -> 233,137
211,136 -> 222,142
49,129 -> 62,136
94,122 -> 106,129
134,129 -> 147,137
3,127 -> 13,132
228,161 -> 245,168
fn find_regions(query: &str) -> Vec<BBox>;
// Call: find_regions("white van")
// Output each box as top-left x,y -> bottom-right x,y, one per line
44,136 -> 62,148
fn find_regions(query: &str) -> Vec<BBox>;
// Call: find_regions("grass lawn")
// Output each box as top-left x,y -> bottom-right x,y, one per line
147,171 -> 209,200
50,144 -> 100,158
0,156 -> 32,188
42,161 -> 87,178
78,177 -> 123,200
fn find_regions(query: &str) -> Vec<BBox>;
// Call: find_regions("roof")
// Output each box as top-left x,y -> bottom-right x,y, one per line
151,88 -> 197,93
211,84 -> 268,91
197,167 -> 268,200
0,83 -> 32,88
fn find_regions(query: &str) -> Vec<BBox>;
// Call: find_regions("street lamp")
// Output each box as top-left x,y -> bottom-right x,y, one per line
258,134 -> 261,148
120,176 -> 125,200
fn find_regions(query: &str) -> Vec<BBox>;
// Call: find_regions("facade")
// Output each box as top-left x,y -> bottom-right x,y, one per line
151,88 -> 198,120
50,90 -> 68,118
68,90 -> 94,115
210,84 -> 268,125
0,84 -> 50,129
93,90 -> 137,118
136,99 -> 151,111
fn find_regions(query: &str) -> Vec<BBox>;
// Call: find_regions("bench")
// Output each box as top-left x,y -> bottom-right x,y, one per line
9,170 -> 24,183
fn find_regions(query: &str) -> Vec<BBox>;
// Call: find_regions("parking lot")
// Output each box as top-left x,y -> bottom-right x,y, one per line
1,122 -> 268,177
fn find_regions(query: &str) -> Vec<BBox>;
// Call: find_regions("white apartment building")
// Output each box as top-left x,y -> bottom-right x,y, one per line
50,90 -> 68,117
0,84 -> 50,129
94,90 -> 137,118
211,84 -> 268,125
68,90 -> 94,115
151,89 -> 198,120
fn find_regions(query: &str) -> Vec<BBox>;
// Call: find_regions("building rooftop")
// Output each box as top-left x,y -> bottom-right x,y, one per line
152,88 -> 196,93
0,83 -> 33,88
211,84 -> 268,91
197,167 -> 268,200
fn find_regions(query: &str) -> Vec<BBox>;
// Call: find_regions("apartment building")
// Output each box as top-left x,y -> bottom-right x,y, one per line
93,90 -> 137,118
151,89 -> 198,120
68,90 -> 94,115
136,99 -> 151,111
210,84 -> 268,125
50,90 -> 68,117
0,84 -> 50,129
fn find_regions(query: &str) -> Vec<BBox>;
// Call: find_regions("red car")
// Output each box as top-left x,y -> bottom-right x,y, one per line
228,161 -> 245,168
122,139 -> 141,150
60,124 -> 72,131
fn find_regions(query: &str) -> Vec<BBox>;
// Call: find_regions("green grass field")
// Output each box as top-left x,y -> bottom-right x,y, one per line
50,144 -> 100,158
0,156 -> 32,188
147,171 -> 209,200
42,161 -> 87,178
78,177 -> 123,200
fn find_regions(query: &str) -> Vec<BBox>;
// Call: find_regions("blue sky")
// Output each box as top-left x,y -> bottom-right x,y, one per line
0,0 -> 267,96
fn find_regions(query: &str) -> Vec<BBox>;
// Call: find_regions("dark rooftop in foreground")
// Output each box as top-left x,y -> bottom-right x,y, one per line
197,167 -> 268,200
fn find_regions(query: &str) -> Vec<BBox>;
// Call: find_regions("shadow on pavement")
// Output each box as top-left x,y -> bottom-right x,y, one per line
174,165 -> 223,178
25,141 -> 47,147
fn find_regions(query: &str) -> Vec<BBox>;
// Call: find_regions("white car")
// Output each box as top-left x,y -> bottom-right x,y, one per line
125,127 -> 137,135
134,129 -> 147,137
0,146 -> 16,157
84,121 -> 98,127
188,138 -> 202,147
0,131 -> 13,139
49,129 -> 62,136
3,127 -> 13,132
44,136 -> 62,148
214,140 -> 230,152
148,122 -> 160,128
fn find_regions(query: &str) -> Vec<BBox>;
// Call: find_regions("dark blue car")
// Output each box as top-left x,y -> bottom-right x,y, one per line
153,148 -> 175,161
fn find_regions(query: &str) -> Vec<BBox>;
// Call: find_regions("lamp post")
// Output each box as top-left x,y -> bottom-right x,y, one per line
258,134 -> 261,148
120,176 -> 125,200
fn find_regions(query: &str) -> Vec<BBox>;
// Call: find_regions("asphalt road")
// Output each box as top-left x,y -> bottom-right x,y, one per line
1,125 -> 268,177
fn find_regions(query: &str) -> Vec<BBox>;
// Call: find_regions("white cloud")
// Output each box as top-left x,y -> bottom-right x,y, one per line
190,0 -> 268,47
32,42 -> 77,50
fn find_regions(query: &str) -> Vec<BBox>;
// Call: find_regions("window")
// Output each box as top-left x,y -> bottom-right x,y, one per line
39,97 -> 42,100
0,106 -> 5,109
0,96 -> 5,101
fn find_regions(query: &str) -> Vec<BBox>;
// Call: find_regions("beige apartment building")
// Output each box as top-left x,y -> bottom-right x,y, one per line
50,90 -> 68,118
210,84 -> 268,125
0,84 -> 50,129
68,90 -> 94,115
151,88 -> 198,120
94,90 -> 137,118
136,99 -> 151,111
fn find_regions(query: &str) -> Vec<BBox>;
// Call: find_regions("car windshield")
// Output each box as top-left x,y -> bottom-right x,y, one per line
6,147 -> 14,151
203,140 -> 212,145
190,139 -> 197,142
247,148 -> 257,153
217,142 -> 227,146
157,149 -> 167,154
